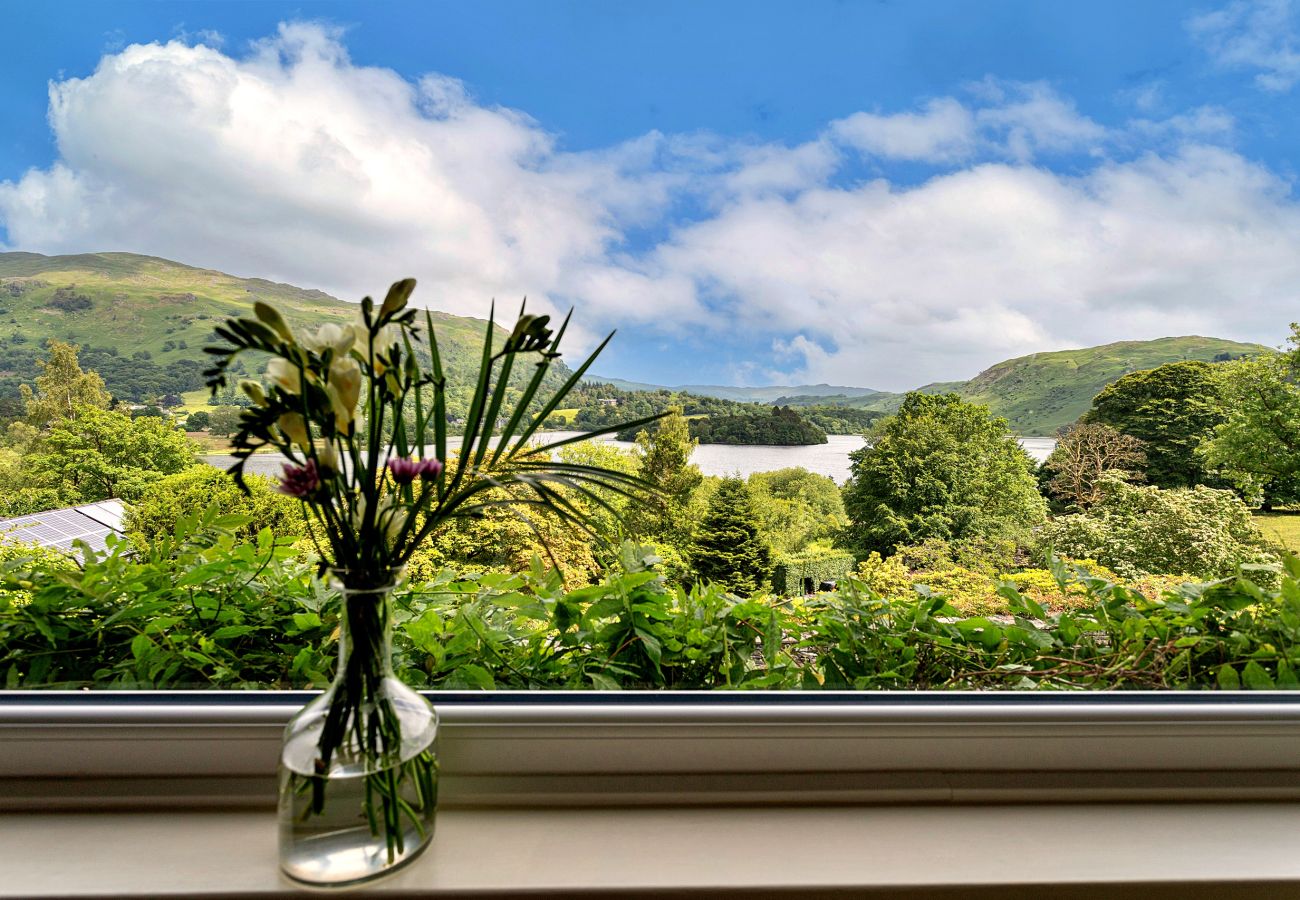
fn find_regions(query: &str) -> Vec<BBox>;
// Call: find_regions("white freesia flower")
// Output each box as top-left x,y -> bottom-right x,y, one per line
302,323 -> 357,356
277,412 -> 310,449
266,357 -> 303,395
328,356 -> 362,433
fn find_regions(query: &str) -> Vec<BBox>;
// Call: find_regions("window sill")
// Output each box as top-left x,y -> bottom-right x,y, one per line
6,693 -> 1300,897
7,803 -> 1300,898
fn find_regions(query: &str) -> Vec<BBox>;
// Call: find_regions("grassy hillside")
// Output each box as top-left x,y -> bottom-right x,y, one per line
847,336 -> 1273,434
0,252 -> 568,413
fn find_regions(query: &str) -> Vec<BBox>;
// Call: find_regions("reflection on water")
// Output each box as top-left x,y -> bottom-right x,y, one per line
204,432 -> 1057,485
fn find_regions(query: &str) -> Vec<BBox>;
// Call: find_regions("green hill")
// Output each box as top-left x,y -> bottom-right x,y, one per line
850,337 -> 1274,434
0,252 -> 567,414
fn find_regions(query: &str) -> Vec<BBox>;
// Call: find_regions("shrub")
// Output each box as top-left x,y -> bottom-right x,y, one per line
1040,475 -> 1279,580
124,466 -> 304,547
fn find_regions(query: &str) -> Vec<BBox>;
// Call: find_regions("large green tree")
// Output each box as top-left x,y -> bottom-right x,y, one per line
23,406 -> 196,506
841,392 -> 1047,558
689,477 -> 773,596
1082,361 -> 1229,489
1199,333 -> 1300,507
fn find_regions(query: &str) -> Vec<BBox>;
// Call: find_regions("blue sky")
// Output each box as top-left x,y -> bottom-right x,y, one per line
3,1 -> 1300,388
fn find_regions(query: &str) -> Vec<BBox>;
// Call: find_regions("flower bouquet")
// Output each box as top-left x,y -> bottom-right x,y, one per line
204,279 -> 658,886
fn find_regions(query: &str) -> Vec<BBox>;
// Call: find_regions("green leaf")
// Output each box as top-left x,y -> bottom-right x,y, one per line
291,612 -> 322,631
1216,664 -> 1241,690
1242,660 -> 1275,690
130,633 -> 153,660
211,625 -> 256,640
589,671 -> 621,691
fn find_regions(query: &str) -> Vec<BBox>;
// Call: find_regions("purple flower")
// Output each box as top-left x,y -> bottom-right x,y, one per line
414,457 -> 444,480
387,456 -> 420,484
388,456 -> 444,485
278,460 -> 321,498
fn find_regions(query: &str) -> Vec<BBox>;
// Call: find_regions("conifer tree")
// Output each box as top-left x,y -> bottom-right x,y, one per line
627,406 -> 703,548
689,476 -> 773,596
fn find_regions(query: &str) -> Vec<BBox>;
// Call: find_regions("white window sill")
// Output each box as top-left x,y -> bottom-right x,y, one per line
6,692 -> 1300,896
7,803 -> 1300,897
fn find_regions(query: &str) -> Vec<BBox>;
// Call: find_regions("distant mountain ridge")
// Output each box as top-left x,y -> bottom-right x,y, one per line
586,376 -> 883,404
0,252 -> 1275,435
588,335 -> 1274,435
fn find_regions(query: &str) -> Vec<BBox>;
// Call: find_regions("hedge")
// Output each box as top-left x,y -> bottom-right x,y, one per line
772,548 -> 857,596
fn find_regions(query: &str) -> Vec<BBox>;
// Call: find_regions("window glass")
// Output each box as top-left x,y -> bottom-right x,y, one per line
2,1 -> 1299,692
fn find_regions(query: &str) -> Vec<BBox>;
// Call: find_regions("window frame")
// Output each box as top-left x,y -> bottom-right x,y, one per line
6,690 -> 1300,811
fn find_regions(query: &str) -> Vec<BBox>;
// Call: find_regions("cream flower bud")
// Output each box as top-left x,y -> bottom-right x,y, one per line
327,356 -> 362,433
317,443 -> 339,474
254,302 -> 295,343
238,380 -> 268,407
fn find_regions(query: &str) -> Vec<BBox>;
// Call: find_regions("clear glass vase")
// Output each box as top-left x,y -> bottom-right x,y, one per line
278,569 -> 439,888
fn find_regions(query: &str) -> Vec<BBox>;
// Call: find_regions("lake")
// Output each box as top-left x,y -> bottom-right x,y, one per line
203,433 -> 1058,484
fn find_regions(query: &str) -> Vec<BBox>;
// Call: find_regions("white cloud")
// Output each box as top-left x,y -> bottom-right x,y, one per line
3,24 -> 1300,392
831,98 -> 977,163
831,81 -> 1106,165
0,24 -> 674,344
637,146 -> 1300,387
1189,0 -> 1300,91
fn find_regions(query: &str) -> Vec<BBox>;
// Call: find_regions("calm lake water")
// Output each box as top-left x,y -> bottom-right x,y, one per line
204,433 -> 1057,484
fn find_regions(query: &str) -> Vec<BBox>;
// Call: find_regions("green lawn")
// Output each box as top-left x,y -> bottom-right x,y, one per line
1254,512 -> 1300,551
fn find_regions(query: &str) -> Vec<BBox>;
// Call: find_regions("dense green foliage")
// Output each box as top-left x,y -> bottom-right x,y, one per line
574,383 -> 878,438
0,343 -> 198,516
689,478 -> 773,597
684,406 -> 826,445
1200,338 -> 1300,508
1040,475 -> 1278,580
746,467 -> 847,556
6,514 -> 1300,691
623,408 -> 704,549
841,393 -> 1047,556
1083,360 -> 1229,489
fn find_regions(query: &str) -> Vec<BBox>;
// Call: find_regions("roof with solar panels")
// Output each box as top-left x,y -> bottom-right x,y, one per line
0,499 -> 125,558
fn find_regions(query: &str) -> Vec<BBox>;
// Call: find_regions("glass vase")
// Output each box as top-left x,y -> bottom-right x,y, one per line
278,569 -> 439,888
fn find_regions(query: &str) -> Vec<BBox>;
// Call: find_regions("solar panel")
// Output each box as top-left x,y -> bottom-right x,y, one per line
0,499 -> 126,557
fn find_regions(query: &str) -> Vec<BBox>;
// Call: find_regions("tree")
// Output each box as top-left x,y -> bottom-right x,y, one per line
625,406 -> 703,549
1040,422 -> 1146,509
689,477 -> 773,596
23,406 -> 197,505
841,393 -> 1047,558
747,467 -> 848,555
207,405 -> 244,436
1200,338 -> 1300,508
19,341 -> 111,426
185,410 -> 211,431
1083,361 -> 1229,489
